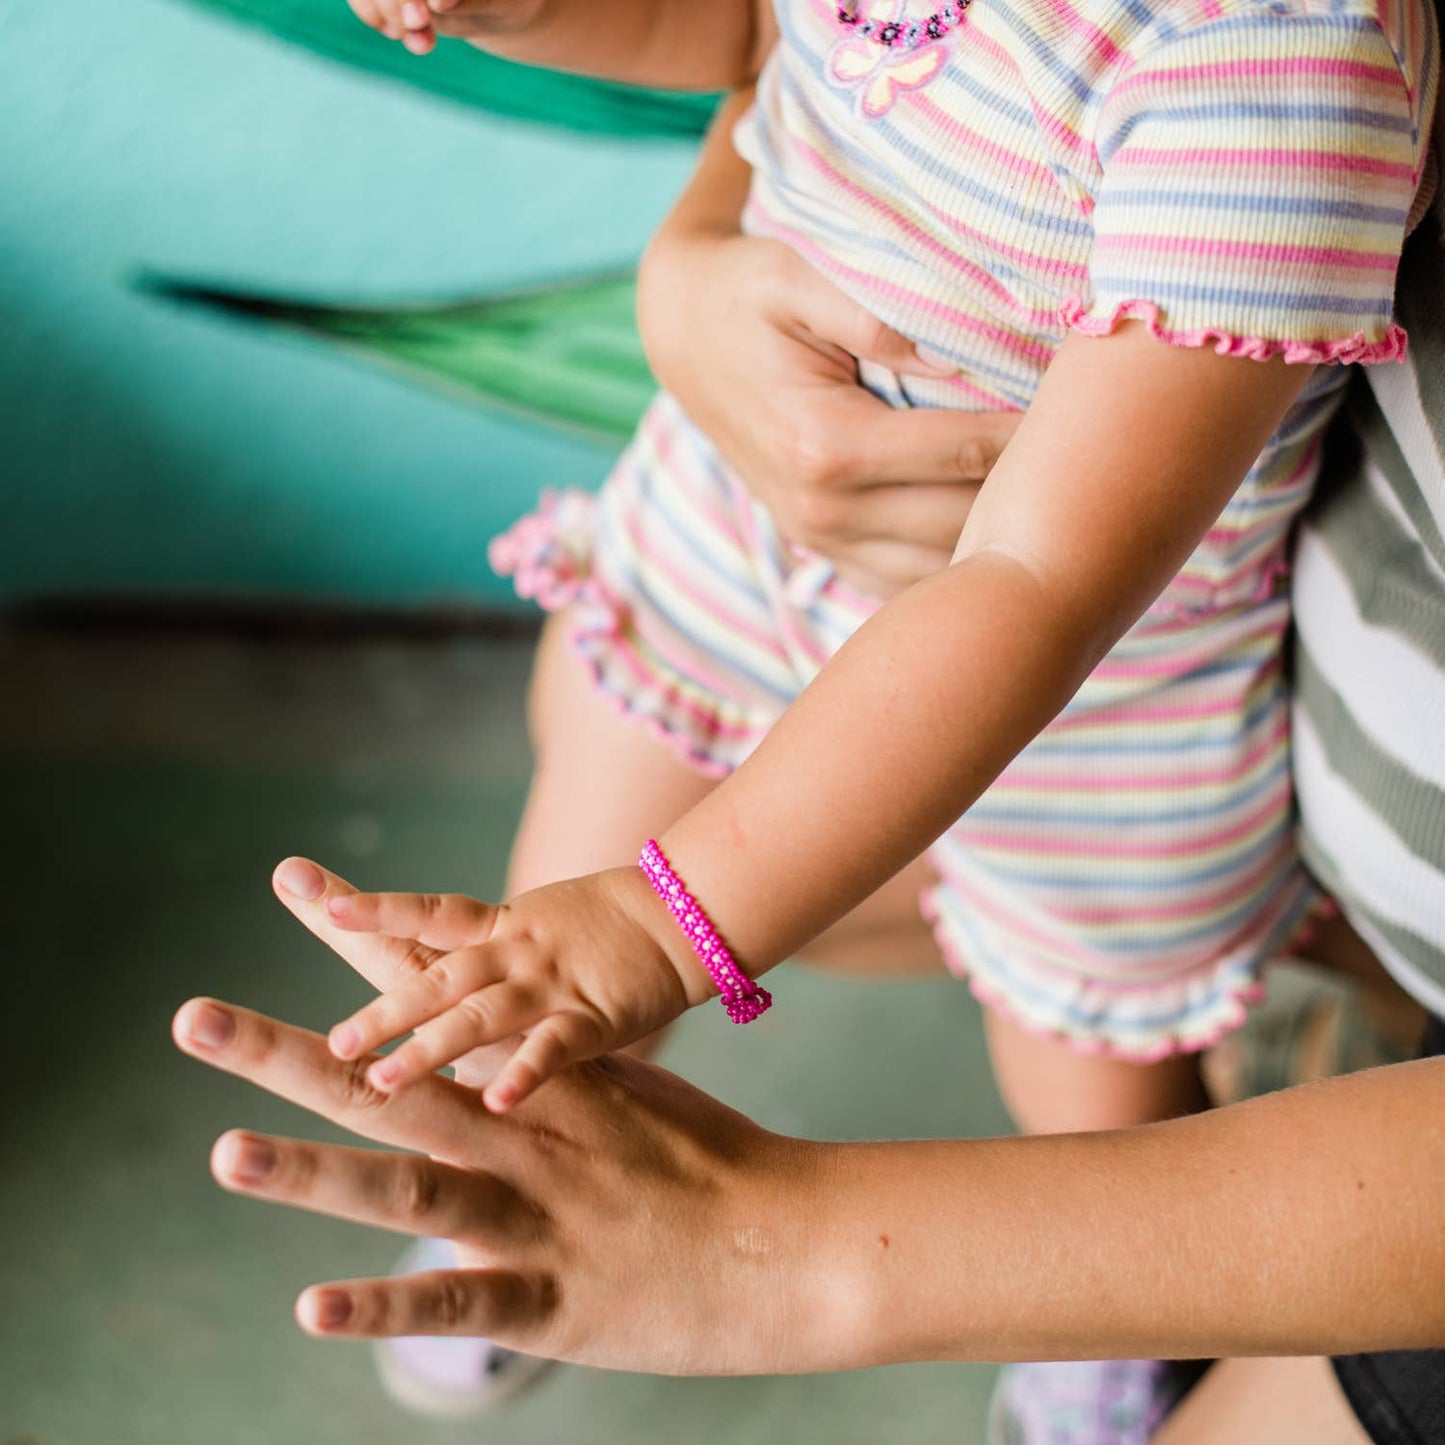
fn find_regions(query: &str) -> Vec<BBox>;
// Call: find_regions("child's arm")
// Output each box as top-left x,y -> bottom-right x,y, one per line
323,326 -> 1312,1110
350,0 -> 777,89
655,326 -> 1315,961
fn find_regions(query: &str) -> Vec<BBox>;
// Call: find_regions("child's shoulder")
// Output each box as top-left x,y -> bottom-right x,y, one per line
1046,0 -> 1437,146
1101,0 -> 1437,86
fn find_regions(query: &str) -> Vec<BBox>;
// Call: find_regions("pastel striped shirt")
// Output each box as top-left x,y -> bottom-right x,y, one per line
736,0 -> 1438,610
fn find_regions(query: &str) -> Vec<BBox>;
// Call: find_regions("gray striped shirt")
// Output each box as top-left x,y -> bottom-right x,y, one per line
1292,188 -> 1445,1017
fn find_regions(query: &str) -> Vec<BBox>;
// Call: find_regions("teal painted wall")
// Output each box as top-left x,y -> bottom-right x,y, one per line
0,0 -> 695,608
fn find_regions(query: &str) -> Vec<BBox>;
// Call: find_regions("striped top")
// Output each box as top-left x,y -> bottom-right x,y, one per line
735,0 -> 1438,611
1292,153 -> 1445,1015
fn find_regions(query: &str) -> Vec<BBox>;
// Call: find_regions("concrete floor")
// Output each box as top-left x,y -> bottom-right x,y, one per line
0,623 -> 1008,1445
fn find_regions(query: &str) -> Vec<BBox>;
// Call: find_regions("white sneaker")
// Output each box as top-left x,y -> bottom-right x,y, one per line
372,1238 -> 555,1419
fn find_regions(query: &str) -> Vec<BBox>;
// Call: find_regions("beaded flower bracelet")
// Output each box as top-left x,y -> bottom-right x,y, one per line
639,839 -> 773,1024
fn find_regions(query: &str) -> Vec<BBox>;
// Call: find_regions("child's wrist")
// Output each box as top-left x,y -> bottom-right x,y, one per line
604,864 -> 721,1010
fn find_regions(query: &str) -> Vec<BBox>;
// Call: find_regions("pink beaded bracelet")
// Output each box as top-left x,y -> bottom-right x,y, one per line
639,839 -> 773,1024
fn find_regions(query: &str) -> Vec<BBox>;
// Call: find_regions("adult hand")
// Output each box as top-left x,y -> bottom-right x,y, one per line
169,859 -> 846,1374
172,859 -> 1445,1370
639,226 -> 1022,598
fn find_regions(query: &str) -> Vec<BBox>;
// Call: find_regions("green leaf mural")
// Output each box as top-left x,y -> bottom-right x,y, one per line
142,271 -> 656,445
173,0 -> 720,137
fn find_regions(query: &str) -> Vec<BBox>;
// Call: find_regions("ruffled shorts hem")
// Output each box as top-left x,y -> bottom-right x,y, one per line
922,885 -> 1338,1062
488,487 -> 756,781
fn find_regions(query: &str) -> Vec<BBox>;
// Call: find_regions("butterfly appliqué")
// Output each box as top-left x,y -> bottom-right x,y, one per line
827,0 -> 955,120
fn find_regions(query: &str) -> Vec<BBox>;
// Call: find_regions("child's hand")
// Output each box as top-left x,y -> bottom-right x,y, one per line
323,865 -> 716,1111
346,0 -> 550,56
346,0 -> 437,55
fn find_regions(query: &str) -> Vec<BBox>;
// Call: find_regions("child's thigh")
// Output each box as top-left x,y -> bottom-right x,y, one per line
983,1007 -> 1207,1134
507,609 -> 718,896
1155,1358 -> 1370,1445
805,857 -> 944,977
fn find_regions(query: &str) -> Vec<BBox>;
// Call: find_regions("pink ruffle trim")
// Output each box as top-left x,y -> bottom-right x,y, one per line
1058,295 -> 1409,366
918,887 -> 1337,1064
489,489 -> 742,781
919,887 -> 1268,1062
565,618 -> 735,781
487,488 -> 599,612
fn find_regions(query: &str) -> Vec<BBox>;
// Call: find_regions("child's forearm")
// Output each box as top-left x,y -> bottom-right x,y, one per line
457,0 -> 775,90
804,1054 -> 1445,1363
655,325 -> 1314,976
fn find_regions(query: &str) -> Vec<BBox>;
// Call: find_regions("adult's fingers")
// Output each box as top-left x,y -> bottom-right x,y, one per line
793,478 -> 980,552
821,394 -> 1022,488
326,888 -> 500,952
823,541 -> 958,599
172,998 -> 501,1159
296,1268 -> 554,1342
210,1130 -> 532,1245
272,857 -> 440,996
786,282 -> 954,380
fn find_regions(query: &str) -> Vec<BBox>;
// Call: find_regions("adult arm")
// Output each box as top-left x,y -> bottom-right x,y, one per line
171,870 -> 1445,1363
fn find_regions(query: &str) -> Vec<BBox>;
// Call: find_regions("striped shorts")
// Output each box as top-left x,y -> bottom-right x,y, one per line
492,393 -> 1324,1059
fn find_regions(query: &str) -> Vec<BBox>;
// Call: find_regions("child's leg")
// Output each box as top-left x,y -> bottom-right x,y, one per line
504,609 -> 715,898
983,1007 -> 1209,1136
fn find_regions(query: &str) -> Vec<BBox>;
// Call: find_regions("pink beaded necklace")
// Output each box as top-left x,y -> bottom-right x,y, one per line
833,1 -> 972,48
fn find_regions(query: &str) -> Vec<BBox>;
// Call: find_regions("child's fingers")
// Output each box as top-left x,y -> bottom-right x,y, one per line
369,983 -> 544,1091
273,858 -> 444,997
326,889 -> 500,952
485,1013 -> 602,1113
328,944 -> 507,1060
348,0 -> 386,28
394,0 -> 436,50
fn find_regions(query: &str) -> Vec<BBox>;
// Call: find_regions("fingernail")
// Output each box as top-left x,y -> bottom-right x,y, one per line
314,1290 -> 354,1329
182,1002 -> 236,1051
225,1134 -> 277,1184
402,30 -> 433,52
369,1057 -> 402,1088
329,1024 -> 361,1059
402,1 -> 427,23
275,858 -> 324,901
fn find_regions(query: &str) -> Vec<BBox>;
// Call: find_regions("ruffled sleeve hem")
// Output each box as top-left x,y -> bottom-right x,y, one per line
1058,295 -> 1409,366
